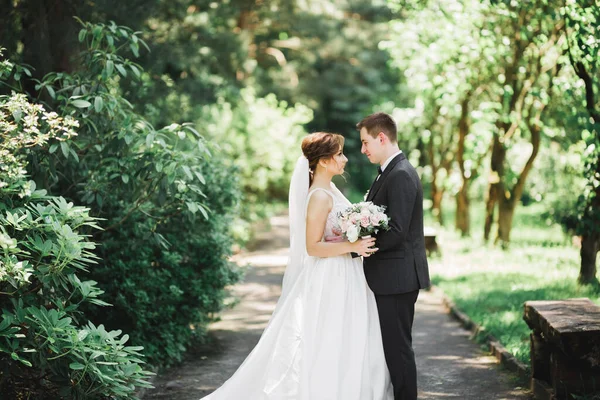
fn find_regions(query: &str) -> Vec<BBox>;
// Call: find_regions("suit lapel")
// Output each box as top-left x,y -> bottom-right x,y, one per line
366,175 -> 379,202
366,153 -> 406,201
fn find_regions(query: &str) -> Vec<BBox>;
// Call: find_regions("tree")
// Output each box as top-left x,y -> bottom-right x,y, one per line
482,0 -> 564,247
384,0 -> 492,230
563,0 -> 600,284
242,0 -> 401,191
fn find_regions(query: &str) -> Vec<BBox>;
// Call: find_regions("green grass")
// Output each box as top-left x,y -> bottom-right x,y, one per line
427,202 -> 600,366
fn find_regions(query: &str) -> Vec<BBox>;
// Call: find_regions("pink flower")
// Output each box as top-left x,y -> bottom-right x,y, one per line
360,215 -> 370,227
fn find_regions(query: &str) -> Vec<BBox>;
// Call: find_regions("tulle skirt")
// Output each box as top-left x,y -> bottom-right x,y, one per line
201,254 -> 393,400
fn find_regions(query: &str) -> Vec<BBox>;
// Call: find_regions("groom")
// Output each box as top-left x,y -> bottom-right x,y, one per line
358,112 -> 431,400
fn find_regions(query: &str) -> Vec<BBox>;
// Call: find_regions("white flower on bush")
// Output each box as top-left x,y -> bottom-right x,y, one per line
346,224 -> 359,243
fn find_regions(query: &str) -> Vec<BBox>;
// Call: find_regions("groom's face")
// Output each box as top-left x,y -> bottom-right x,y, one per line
360,127 -> 384,165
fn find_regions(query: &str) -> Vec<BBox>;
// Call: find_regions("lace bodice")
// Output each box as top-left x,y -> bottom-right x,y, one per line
307,183 -> 351,240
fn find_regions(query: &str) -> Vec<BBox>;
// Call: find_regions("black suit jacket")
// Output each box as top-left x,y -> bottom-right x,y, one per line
363,153 -> 431,295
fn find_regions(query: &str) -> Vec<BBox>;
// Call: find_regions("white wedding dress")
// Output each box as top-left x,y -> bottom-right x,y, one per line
201,162 -> 392,400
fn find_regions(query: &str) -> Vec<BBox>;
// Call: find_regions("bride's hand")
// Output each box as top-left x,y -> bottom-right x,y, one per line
351,237 -> 377,257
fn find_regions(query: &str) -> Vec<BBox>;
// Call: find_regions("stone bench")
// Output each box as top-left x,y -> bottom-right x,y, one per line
523,299 -> 600,399
423,227 -> 439,256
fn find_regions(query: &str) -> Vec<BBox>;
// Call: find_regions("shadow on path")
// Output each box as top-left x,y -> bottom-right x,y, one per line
143,215 -> 531,400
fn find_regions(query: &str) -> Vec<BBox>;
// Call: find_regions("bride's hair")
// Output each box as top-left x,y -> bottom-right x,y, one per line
301,132 -> 345,185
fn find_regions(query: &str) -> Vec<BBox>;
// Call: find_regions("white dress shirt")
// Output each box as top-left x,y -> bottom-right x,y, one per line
381,150 -> 403,172
376,150 -> 403,180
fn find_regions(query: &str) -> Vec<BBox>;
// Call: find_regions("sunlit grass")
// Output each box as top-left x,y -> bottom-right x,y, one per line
427,202 -> 600,365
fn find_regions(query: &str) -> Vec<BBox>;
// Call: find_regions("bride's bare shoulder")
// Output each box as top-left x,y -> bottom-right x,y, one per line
307,189 -> 333,210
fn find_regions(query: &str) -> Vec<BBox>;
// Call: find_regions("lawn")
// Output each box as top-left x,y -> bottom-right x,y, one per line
427,202 -> 600,366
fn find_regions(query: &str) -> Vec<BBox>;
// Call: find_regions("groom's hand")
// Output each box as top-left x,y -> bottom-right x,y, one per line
358,250 -> 376,257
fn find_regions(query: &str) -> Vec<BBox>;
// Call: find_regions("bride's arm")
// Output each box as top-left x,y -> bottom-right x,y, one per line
305,191 -> 376,257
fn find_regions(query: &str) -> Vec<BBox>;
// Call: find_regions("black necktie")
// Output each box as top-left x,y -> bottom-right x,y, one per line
377,166 -> 383,175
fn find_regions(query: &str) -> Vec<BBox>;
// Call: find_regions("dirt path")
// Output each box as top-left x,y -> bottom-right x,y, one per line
143,215 -> 531,400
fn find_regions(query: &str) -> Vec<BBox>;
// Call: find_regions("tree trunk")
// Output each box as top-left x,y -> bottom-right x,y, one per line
578,232 -> 599,285
432,183 -> 444,226
456,182 -> 470,236
484,134 -> 505,241
427,123 -> 444,226
494,113 -> 542,247
570,61 -> 600,285
456,93 -> 471,236
20,0 -> 78,95
0,0 -> 19,58
430,165 -> 443,226
484,183 -> 497,241
579,159 -> 600,285
496,195 -> 516,249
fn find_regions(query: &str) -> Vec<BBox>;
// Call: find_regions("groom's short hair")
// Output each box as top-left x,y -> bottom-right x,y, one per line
356,112 -> 397,143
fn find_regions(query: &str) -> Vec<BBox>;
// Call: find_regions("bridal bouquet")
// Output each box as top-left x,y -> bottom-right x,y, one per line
337,202 -> 390,243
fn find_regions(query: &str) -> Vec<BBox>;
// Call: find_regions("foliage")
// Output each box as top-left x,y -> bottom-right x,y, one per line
0,90 -> 78,197
563,1 -> 600,240
1,19 -> 243,366
199,88 -> 312,224
81,154 -> 243,365
0,92 -> 153,399
382,0 -> 495,225
384,0 -> 591,250
125,0 -> 398,193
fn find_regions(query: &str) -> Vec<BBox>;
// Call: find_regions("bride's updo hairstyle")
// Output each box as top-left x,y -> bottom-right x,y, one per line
301,132 -> 345,185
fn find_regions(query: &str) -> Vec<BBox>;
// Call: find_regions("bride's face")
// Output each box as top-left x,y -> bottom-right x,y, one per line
326,147 -> 348,175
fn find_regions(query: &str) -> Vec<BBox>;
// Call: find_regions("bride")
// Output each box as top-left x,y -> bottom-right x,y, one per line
201,132 -> 393,400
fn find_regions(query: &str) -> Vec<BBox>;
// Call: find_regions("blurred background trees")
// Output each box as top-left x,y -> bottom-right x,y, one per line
0,0 -> 598,396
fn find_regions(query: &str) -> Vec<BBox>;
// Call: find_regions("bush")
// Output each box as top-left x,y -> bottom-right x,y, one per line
200,88 -> 312,213
81,155 -> 243,365
0,91 -> 153,398
1,20 -> 243,366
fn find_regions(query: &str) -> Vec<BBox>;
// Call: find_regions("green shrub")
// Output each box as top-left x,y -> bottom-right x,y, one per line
199,88 -> 312,224
81,156 -> 243,365
1,19 -> 244,365
0,91 -> 153,398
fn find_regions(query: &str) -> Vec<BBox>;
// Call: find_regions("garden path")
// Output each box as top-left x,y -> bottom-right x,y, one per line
143,215 -> 532,400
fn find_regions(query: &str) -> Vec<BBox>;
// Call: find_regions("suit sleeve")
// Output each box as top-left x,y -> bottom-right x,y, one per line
375,170 -> 417,252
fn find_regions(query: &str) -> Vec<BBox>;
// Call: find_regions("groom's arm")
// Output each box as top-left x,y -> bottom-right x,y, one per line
375,170 -> 417,253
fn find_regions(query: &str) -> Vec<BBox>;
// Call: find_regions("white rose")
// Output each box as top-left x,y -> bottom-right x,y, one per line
346,225 -> 359,243
340,220 -> 349,232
